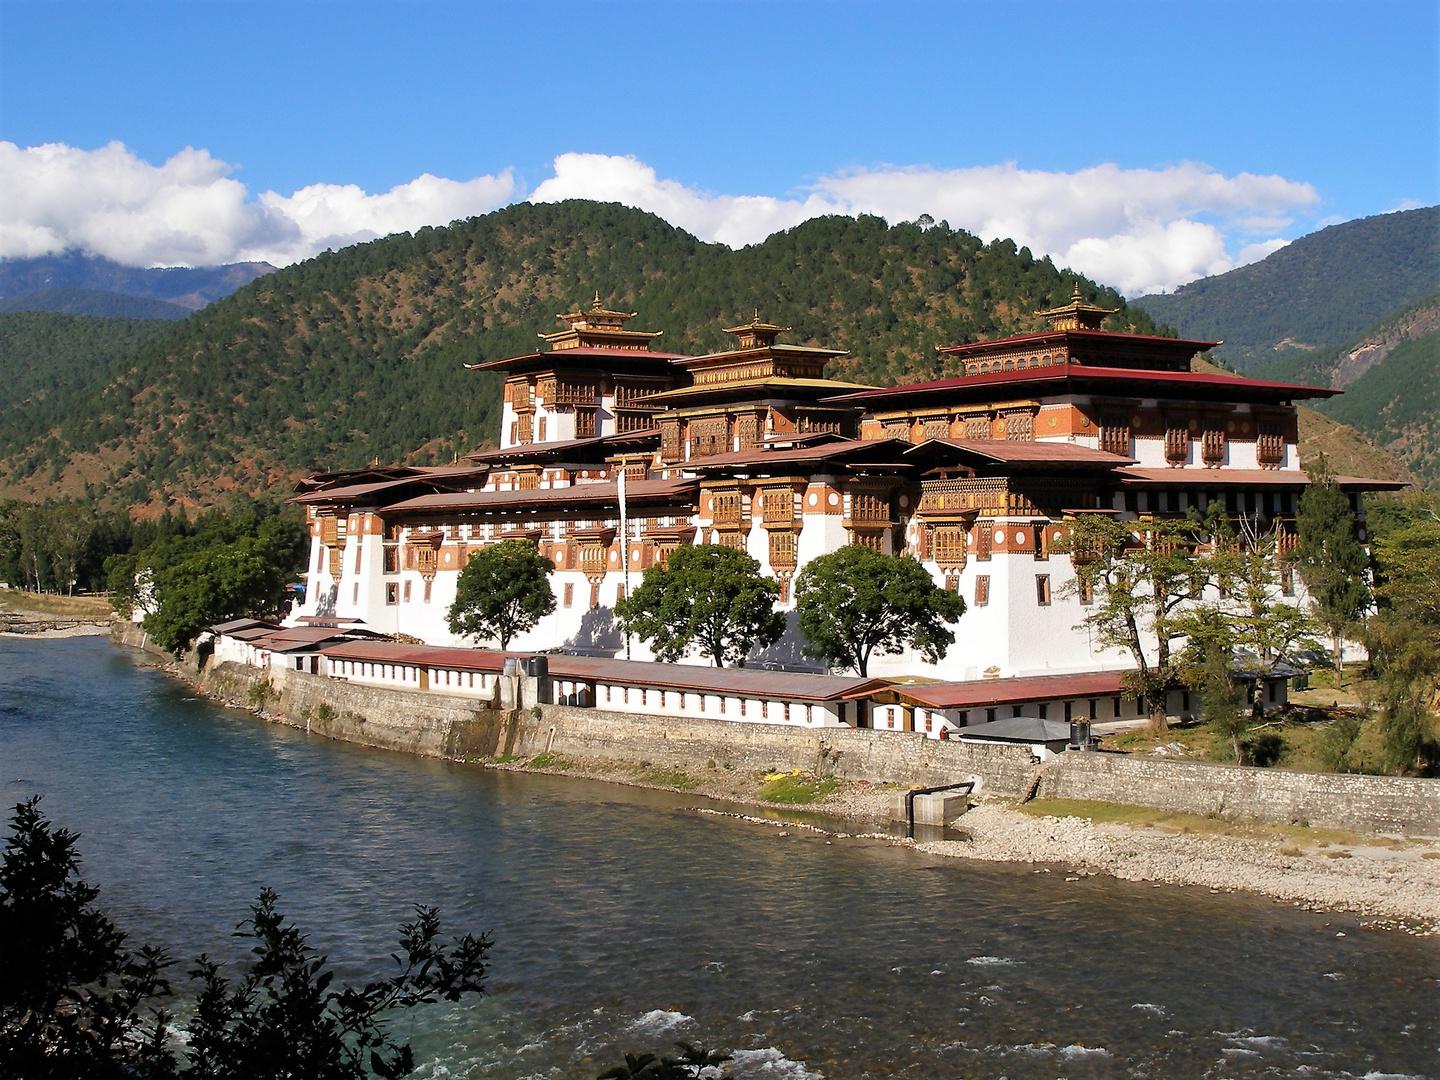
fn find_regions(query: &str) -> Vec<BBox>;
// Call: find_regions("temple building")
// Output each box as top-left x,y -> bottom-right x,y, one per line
286,289 -> 1396,722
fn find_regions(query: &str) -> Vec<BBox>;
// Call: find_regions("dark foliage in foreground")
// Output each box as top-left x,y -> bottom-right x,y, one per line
0,797 -> 491,1079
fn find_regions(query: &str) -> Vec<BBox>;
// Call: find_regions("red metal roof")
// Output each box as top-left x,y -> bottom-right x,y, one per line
383,477 -> 697,515
890,671 -> 1129,710
935,327 -> 1219,355
687,438 -> 912,470
906,439 -> 1135,466
1116,467 -> 1311,487
318,642 -> 886,701
466,347 -> 696,371
827,365 -> 1340,405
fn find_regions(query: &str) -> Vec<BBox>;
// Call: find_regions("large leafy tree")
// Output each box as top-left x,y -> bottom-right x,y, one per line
794,545 -> 965,677
1294,461 -> 1370,683
143,518 -> 303,656
615,544 -> 784,667
1057,511 -> 1219,733
1,797 -> 491,1079
447,538 -> 556,649
1364,494 -> 1440,775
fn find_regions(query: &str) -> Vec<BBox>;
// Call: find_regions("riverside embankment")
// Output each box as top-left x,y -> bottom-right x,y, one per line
113,626 -> 1440,928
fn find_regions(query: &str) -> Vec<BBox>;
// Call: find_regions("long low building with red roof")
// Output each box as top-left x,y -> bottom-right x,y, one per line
281,285 -> 1399,721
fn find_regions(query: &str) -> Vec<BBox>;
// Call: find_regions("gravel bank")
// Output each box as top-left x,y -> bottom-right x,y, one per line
497,758 -> 1440,931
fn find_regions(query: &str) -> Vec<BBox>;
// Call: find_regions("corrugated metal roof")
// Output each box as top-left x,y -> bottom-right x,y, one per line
890,671 -> 1128,709
1117,467 -> 1311,487
906,439 -> 1135,466
687,438 -> 911,470
957,716 -> 1075,743
826,365 -> 1339,405
384,477 -> 697,514
317,642 -> 886,700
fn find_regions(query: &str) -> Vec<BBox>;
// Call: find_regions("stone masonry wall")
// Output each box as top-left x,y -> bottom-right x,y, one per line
186,656 -> 1440,836
1038,753 -> 1440,836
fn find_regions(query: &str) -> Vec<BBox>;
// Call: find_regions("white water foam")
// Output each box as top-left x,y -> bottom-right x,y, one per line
1131,1002 -> 1168,1017
965,955 -> 1021,967
729,1047 -> 824,1078
624,1009 -> 695,1039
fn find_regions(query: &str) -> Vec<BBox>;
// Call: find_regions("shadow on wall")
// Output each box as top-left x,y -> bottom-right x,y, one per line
565,605 -> 623,656
747,610 -> 825,673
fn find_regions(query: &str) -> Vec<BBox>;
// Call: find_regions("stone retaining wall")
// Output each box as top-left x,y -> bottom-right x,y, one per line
178,655 -> 1440,837
1038,752 -> 1440,836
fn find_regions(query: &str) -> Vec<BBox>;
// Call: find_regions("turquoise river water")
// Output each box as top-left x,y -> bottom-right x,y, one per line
1,636 -> 1437,1078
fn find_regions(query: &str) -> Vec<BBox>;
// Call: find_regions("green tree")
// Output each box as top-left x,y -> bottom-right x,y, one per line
143,535 -> 294,656
615,544 -> 783,667
1215,516 -> 1322,666
1056,511 -> 1218,733
794,545 -> 964,677
1293,461 -> 1370,684
1,797 -> 492,1079
1174,608 -> 1250,764
447,539 -> 555,649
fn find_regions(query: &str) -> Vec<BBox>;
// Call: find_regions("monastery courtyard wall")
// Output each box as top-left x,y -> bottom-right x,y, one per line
193,657 -> 1440,837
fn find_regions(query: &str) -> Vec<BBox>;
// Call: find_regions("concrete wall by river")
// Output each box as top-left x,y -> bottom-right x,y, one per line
183,651 -> 1440,837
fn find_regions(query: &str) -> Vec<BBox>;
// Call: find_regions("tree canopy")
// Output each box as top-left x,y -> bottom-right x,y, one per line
614,544 -> 784,667
0,796 -> 491,1079
1294,461 -> 1370,681
794,545 -> 965,677
447,539 -> 556,650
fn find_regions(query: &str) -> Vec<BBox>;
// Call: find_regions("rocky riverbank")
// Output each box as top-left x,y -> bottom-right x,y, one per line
491,755 -> 1440,933
0,608 -> 111,638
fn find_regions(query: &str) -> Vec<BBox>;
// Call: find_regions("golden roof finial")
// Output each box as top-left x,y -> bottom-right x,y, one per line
592,290 -> 602,310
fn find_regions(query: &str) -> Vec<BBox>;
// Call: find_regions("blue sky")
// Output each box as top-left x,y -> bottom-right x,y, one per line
1,1 -> 1435,294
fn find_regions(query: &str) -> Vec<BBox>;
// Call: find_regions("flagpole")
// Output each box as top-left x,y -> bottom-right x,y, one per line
619,456 -> 631,660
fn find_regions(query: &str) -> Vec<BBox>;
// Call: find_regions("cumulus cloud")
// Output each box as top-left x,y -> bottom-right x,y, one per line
2,139 -> 1322,294
0,141 -> 516,268
531,155 -> 1319,296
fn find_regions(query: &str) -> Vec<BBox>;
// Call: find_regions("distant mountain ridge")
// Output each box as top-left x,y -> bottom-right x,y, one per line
1133,206 -> 1439,370
0,252 -> 275,312
0,286 -> 193,321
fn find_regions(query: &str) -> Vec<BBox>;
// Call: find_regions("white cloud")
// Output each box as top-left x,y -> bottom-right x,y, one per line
532,155 -> 1319,296
2,140 -> 1324,295
0,141 -> 515,268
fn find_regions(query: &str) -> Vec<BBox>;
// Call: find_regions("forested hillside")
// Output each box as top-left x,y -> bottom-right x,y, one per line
1133,206 -> 1439,369
1249,295 -> 1440,488
0,286 -> 193,320
0,201 -> 1162,510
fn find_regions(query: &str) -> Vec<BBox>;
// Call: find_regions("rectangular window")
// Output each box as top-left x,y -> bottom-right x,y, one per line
986,708 -> 996,723
974,575 -> 990,606
385,582 -> 398,605
1035,574 -> 1051,605
783,702 -> 790,722
564,582 -> 574,607
1079,577 -> 1094,604
1038,703 -> 1047,719
590,582 -> 601,608
383,546 -> 399,574
538,416 -> 547,441
1089,699 -> 1098,720
615,584 -> 625,604
354,540 -> 364,573
352,583 -> 359,604
762,700 -> 769,719
423,579 -> 432,603
606,684 -> 612,702
1113,697 -> 1122,718
403,580 -> 412,603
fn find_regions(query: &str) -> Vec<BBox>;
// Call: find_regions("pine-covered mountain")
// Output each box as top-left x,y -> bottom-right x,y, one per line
0,286 -> 193,321
0,252 -> 275,312
1132,206 -> 1439,370
1247,295 -> 1440,487
0,199 -> 1419,508
0,201 -> 1167,509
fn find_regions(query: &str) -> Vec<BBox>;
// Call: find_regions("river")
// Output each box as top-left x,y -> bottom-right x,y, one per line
1,636 -> 1436,1078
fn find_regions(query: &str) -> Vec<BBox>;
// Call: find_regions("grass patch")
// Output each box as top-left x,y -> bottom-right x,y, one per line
527,751 -> 570,771
0,591 -> 113,617
635,765 -> 699,791
759,771 -> 838,804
